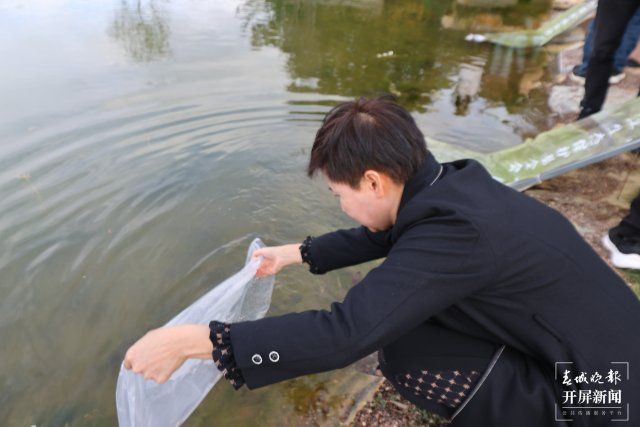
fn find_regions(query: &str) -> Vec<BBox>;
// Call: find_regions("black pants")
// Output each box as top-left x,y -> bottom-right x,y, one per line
579,0 -> 640,118
610,191 -> 640,246
377,322 -> 565,426
579,0 -> 640,246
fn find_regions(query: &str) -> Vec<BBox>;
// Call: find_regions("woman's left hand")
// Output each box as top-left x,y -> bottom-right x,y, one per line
123,324 -> 211,384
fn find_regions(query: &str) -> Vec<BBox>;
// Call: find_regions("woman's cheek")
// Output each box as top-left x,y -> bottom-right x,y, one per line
341,203 -> 355,220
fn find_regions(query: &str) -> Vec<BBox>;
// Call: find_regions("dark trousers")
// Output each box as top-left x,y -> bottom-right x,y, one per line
610,192 -> 640,245
579,0 -> 640,246
377,321 -> 565,426
624,192 -> 640,231
579,0 -> 640,118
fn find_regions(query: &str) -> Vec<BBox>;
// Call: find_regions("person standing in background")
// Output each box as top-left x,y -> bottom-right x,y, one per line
578,0 -> 640,269
570,8 -> 640,85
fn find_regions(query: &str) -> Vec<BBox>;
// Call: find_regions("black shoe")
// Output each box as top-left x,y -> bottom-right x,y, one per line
569,65 -> 586,84
604,227 -> 640,269
577,106 -> 599,120
626,58 -> 640,68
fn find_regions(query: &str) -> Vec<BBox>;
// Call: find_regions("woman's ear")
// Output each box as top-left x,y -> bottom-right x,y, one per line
363,170 -> 385,196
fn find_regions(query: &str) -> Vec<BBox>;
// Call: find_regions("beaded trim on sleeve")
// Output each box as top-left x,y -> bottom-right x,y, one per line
208,320 -> 245,390
299,235 -> 321,274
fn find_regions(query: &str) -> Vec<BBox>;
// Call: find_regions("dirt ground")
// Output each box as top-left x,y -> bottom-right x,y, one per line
350,20 -> 640,427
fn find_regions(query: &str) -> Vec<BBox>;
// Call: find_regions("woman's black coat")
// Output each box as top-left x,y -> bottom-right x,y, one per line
228,152 -> 640,426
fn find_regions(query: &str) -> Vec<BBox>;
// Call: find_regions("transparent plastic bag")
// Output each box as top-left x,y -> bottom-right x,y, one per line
116,237 -> 274,427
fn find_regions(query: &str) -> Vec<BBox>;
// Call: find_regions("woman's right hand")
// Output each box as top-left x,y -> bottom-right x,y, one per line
251,243 -> 303,277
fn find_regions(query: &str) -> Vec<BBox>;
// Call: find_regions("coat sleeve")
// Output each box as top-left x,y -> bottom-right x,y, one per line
229,217 -> 496,389
305,225 -> 393,274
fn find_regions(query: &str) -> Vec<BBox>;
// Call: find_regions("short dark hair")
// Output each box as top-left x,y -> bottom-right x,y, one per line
307,95 -> 428,189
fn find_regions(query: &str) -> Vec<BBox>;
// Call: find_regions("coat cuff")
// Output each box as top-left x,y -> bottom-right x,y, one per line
299,235 -> 324,274
209,320 -> 245,390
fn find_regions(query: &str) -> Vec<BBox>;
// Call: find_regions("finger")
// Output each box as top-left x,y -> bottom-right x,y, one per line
252,249 -> 264,258
149,372 -> 160,383
256,260 -> 269,275
123,350 -> 133,369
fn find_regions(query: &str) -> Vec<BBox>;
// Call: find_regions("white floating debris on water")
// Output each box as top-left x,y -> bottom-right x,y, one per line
465,34 -> 487,43
376,50 -> 394,58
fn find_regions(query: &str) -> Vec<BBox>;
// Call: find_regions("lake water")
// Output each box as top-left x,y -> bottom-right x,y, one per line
0,0 -> 557,425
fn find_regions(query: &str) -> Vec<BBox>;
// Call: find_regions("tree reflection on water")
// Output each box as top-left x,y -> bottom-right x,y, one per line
109,0 -> 171,62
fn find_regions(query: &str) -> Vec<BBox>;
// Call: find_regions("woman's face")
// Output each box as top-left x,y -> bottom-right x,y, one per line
323,170 -> 401,233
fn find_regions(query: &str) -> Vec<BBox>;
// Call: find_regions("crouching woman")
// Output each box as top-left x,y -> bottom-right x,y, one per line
123,96 -> 640,427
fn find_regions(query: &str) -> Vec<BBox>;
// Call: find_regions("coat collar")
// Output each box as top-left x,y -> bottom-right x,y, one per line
397,151 -> 442,214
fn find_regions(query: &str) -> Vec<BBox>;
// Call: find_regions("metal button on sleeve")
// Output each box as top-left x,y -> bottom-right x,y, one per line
251,354 -> 263,365
268,351 -> 280,363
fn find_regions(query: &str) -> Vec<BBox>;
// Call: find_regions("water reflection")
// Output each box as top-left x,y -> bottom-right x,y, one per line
244,0 -> 552,149
109,0 -> 171,61
285,377 -> 343,418
0,0 -> 563,425
444,0 -> 551,32
247,0 -> 452,111
482,44 -> 548,104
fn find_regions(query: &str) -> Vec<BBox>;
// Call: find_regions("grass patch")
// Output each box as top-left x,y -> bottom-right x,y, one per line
623,270 -> 640,298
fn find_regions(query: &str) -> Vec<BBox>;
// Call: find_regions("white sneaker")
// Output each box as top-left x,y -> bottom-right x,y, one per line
602,233 -> 640,269
609,72 -> 626,85
568,71 -> 624,85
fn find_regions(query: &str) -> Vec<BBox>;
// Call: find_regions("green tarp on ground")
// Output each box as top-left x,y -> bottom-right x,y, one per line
465,1 -> 596,48
429,97 -> 640,190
